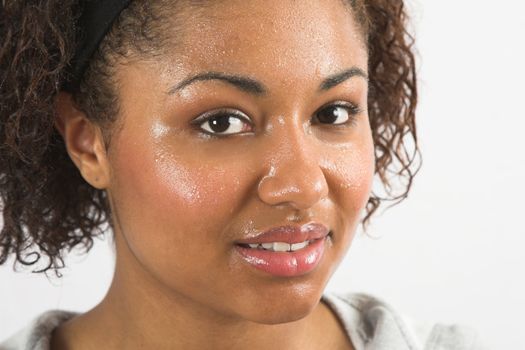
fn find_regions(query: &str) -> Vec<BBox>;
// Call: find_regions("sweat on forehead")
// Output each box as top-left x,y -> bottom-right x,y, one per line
73,0 -> 369,68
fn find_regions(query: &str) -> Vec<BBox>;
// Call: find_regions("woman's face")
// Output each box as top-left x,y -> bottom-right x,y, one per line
106,0 -> 373,324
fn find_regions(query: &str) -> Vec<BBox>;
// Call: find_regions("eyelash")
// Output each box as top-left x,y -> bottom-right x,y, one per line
191,102 -> 361,137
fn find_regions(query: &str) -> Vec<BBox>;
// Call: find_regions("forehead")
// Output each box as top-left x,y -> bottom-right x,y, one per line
158,0 -> 367,87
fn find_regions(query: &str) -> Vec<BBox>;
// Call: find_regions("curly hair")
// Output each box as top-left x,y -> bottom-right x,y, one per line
0,0 -> 420,275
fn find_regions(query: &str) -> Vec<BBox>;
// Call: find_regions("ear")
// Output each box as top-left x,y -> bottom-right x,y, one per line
54,92 -> 111,189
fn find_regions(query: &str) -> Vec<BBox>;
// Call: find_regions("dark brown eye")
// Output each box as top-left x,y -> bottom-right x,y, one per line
197,111 -> 251,135
315,104 -> 357,125
207,115 -> 234,133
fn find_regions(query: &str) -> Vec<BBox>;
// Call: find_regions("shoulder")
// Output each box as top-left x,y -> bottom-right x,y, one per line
322,292 -> 487,350
0,310 -> 78,350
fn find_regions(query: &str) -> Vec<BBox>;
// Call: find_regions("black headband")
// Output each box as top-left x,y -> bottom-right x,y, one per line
62,0 -> 132,91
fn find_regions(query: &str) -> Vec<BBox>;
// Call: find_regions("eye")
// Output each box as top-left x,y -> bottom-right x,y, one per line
314,103 -> 360,125
193,110 -> 253,136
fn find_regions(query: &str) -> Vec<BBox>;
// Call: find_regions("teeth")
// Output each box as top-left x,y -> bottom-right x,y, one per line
272,242 -> 290,252
261,243 -> 274,250
244,241 -> 311,252
290,241 -> 309,251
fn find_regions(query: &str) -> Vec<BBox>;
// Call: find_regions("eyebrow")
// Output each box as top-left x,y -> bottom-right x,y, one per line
319,67 -> 368,91
168,67 -> 368,96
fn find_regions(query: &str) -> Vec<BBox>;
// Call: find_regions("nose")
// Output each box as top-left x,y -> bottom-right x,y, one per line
257,128 -> 329,210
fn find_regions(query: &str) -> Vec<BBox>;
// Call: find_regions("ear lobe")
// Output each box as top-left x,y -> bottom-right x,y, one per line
54,91 -> 110,189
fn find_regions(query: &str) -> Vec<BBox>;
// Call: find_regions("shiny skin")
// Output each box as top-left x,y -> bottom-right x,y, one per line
53,0 -> 373,349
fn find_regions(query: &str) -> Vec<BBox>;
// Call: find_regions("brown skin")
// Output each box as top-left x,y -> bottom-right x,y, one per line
52,0 -> 372,349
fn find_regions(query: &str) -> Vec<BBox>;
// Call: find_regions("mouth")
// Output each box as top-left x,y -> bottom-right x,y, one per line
234,225 -> 332,277
236,236 -> 326,252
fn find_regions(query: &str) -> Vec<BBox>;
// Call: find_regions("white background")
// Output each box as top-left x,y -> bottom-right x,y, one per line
1,1 -> 524,348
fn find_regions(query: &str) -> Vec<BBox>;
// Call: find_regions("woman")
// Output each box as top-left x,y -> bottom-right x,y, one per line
0,0 -> 482,349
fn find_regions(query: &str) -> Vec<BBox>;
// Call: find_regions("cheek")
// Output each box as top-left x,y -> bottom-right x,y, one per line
325,137 -> 375,215
149,148 -> 242,212
108,137 -> 246,258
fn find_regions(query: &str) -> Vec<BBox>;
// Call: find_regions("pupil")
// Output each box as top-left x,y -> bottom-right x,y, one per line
210,115 -> 231,133
318,107 -> 339,124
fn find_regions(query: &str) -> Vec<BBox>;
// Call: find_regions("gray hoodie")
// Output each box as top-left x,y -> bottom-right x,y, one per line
0,292 -> 485,350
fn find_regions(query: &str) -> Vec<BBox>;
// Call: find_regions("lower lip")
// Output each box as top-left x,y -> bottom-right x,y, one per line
234,237 -> 327,277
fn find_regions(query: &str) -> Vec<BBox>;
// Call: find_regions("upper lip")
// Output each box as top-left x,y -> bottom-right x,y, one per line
235,222 -> 330,245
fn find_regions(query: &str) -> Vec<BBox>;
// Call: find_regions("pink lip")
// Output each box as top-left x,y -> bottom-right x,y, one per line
234,237 -> 327,277
234,223 -> 330,277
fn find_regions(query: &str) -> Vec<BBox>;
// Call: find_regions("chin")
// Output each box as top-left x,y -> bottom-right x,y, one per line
246,306 -> 316,325
239,289 -> 321,325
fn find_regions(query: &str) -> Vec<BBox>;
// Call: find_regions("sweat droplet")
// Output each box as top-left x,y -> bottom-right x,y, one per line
269,165 -> 276,177
151,121 -> 169,138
